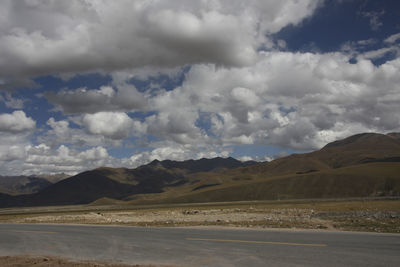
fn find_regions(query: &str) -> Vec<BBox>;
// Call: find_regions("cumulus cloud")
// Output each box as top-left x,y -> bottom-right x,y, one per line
0,140 -> 118,175
0,0 -> 320,89
82,111 -> 145,140
0,110 -> 35,133
4,49 -> 400,174
22,144 -> 111,175
145,111 -> 207,145
40,117 -> 109,148
0,145 -> 26,162
2,1 -> 400,176
146,51 -> 400,150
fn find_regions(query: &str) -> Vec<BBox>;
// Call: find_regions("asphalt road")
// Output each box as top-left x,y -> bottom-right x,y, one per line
0,224 -> 399,266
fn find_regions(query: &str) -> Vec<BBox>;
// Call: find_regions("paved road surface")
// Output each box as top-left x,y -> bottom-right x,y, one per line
0,224 -> 399,266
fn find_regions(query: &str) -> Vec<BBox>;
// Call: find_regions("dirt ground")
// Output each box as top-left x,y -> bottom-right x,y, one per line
0,255 -> 165,267
2,200 -> 398,266
2,200 -> 400,233
6,207 -> 334,229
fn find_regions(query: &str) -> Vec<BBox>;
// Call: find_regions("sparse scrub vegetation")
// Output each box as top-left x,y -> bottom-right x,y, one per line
1,199 -> 399,233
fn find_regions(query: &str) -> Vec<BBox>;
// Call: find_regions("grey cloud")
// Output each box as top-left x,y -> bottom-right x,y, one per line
0,76 -> 39,92
3,48 -> 400,173
45,85 -> 147,114
0,0 -> 320,89
5,1 -> 400,174
0,145 -> 26,162
39,117 -> 118,148
145,111 -> 208,145
148,52 -> 400,150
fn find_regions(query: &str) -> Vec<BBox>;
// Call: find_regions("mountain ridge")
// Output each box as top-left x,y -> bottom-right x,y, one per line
0,175 -> 63,196
1,132 -> 399,208
0,157 -> 257,207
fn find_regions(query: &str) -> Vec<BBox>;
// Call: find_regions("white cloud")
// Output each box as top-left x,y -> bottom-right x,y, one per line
341,34 -> 400,62
0,140 -> 119,175
359,47 -> 399,61
0,110 -> 35,133
5,48 -> 397,176
2,43 -> 400,175
0,0 -> 320,89
2,1 -> 400,176
231,87 -> 260,107
40,117 -> 109,149
22,144 -> 111,175
82,111 -> 145,140
237,155 -> 272,162
0,145 -> 26,162
0,129 -> 35,174
145,51 -> 400,150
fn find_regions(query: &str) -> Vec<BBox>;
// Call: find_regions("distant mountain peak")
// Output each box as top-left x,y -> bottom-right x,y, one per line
143,157 -> 254,173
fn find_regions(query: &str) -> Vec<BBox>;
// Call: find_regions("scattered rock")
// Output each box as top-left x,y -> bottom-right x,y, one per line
182,210 -> 199,215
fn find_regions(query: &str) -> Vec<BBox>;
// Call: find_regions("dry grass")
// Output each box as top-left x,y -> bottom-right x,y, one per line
151,163 -> 400,204
1,198 -> 399,233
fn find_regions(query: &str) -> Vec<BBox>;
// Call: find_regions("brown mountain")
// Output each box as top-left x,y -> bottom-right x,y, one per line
316,132 -> 400,167
0,173 -> 70,196
243,132 -> 400,177
148,157 -> 255,173
0,157 -> 256,208
0,176 -> 53,196
152,132 -> 400,204
1,133 -> 399,208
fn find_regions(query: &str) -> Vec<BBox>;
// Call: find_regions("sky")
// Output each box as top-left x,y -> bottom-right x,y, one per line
0,0 -> 400,175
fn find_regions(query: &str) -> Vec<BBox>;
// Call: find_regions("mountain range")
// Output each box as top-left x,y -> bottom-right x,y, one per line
0,174 -> 69,196
0,132 -> 399,208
